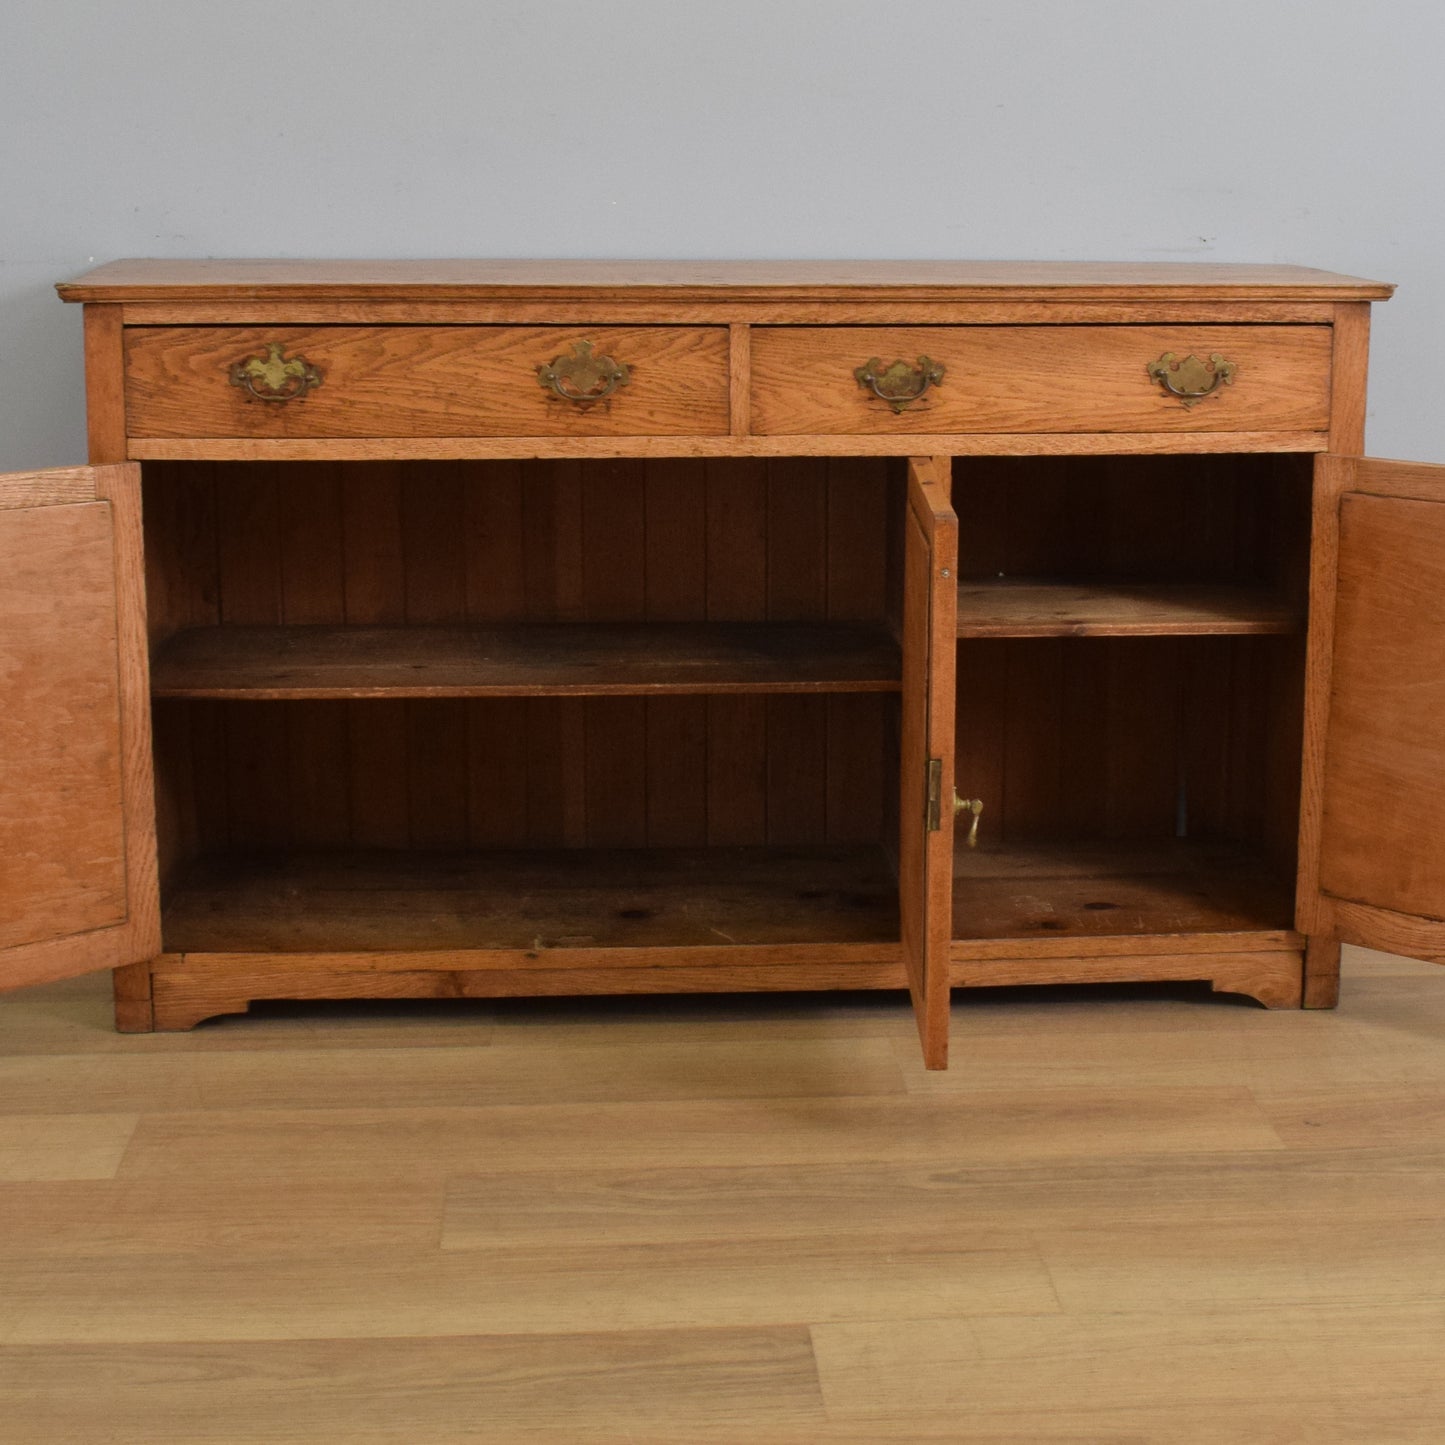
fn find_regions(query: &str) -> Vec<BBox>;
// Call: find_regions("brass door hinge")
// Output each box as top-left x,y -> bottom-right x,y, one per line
926,758 -> 943,832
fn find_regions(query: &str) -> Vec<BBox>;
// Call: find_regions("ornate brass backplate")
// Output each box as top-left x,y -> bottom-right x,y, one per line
228,342 -> 324,403
854,355 -> 945,413
537,340 -> 631,404
1146,351 -> 1237,408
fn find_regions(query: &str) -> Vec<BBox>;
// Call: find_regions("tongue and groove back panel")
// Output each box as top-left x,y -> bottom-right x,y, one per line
142,456 -> 902,880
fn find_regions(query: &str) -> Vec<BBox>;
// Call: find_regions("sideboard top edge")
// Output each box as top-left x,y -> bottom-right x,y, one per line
57,259 -> 1397,304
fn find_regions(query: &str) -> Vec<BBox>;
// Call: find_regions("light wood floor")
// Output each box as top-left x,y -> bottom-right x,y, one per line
3,949 -> 1445,1443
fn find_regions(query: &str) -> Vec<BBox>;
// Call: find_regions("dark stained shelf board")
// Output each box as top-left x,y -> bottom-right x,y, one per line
955,581 -> 1303,638
150,622 -> 902,699
952,839 -> 1295,940
162,845 -> 900,954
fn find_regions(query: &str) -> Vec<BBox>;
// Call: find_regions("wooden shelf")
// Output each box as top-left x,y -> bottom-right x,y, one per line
952,840 -> 1295,941
150,622 -> 902,699
161,845 -> 899,955
955,581 -> 1302,638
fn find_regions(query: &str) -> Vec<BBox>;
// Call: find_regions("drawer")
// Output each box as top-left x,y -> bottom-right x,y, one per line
123,326 -> 731,438
749,325 -> 1333,435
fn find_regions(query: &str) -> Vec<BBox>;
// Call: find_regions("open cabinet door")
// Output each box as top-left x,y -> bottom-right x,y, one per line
899,456 -> 958,1068
1318,457 -> 1445,960
0,465 -> 160,992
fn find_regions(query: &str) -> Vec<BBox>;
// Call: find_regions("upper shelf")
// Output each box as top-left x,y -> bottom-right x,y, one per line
150,621 -> 902,699
955,581 -> 1304,638
56,259 -> 1396,304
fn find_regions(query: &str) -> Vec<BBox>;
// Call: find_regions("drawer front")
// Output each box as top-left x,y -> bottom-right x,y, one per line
124,326 -> 731,438
750,325 -> 1333,435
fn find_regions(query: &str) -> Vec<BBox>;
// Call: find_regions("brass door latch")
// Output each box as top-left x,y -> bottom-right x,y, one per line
953,793 -> 984,847
924,760 -> 984,845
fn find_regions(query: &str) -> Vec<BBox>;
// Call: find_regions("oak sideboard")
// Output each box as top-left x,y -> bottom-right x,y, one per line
6,259 -> 1445,1069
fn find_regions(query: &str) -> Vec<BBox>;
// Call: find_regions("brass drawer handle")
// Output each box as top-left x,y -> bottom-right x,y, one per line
1146,351 -> 1237,408
537,340 -> 631,404
228,342 -> 324,403
854,355 -> 945,413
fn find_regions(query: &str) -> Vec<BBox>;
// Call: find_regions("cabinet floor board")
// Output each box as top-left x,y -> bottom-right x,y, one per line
162,845 -> 900,954
953,839 -> 1295,939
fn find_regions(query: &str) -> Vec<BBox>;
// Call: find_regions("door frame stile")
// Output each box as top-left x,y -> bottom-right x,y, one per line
86,303 -> 159,1030
1296,301 -> 1372,1006
901,453 -> 957,1067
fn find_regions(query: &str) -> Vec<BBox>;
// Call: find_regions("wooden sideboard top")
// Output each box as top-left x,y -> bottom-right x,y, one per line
58,259 -> 1395,304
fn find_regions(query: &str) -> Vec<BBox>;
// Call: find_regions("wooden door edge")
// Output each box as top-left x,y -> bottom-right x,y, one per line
1333,896 -> 1445,966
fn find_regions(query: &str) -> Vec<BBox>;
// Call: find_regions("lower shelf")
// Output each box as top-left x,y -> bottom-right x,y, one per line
161,845 -> 900,955
952,839 -> 1297,942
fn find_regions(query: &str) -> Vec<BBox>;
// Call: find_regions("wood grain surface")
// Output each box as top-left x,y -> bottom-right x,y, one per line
58,257 -> 1396,301
899,458 -> 957,1067
125,431 -> 1333,463
954,581 -> 1301,637
1,947 -> 1442,1442
149,620 -> 903,697
0,466 -> 160,992
952,840 -> 1295,940
1320,486 -> 1445,924
751,325 -> 1332,435
124,326 -> 730,438
159,846 -> 899,955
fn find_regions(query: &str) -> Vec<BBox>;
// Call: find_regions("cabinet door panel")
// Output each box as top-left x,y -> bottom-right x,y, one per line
1319,458 -> 1445,953
0,466 -> 160,990
900,457 -> 958,1067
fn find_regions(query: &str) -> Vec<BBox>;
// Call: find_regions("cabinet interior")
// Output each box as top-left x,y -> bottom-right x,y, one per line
142,450 -> 1312,960
144,456 -> 906,954
951,454 -> 1312,944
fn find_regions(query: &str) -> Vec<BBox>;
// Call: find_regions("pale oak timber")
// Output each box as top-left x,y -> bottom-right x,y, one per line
0,1234 -> 1056,1341
1343,453 -> 1445,501
146,963 -> 911,1032
125,325 -> 730,439
85,307 -> 159,1031
899,457 -> 957,1067
57,257 -> 1395,302
118,299 -> 1348,326
1294,456 -> 1354,943
1319,489 -> 1445,922
125,429 -> 1332,461
812,1306 -> 1445,1429
1327,303 -> 1373,456
0,1036 -> 910,1114
1334,898 -> 1445,961
948,838 -> 1303,1006
951,950 -> 1304,1009
751,325 -> 1332,435
0,468 -> 100,508
145,943 -> 1305,1032
0,1333 -> 828,1442
28,259 -> 1407,1049
6,949 -> 1444,1441
82,305 -> 126,463
0,1114 -> 141,1182
159,846 -> 900,954
727,322 -> 750,436
0,467 -> 160,995
1294,302 -> 1372,1004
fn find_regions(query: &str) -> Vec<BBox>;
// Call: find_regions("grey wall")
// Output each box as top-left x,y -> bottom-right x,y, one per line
1,0 -> 1440,470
